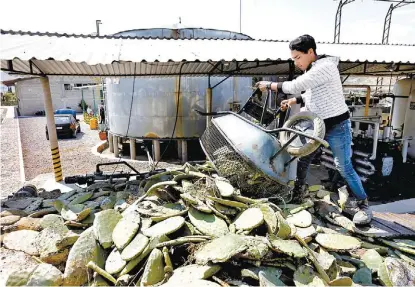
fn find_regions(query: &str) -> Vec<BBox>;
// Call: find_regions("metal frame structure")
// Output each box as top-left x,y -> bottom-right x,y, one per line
334,0 -> 356,43
373,0 -> 414,94
334,0 -> 414,44
380,0 -> 415,44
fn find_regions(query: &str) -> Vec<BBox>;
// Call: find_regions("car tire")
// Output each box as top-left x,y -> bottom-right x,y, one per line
72,129 -> 77,138
279,111 -> 326,157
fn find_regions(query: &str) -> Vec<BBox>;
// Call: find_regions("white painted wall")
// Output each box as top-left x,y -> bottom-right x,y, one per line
15,76 -> 103,116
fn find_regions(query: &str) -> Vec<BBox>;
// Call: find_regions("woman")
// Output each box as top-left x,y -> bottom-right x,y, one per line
255,34 -> 372,225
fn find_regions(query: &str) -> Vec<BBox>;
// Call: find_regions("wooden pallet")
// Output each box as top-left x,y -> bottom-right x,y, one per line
356,212 -> 415,238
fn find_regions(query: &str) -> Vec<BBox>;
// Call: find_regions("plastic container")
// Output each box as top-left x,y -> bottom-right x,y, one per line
90,118 -> 98,130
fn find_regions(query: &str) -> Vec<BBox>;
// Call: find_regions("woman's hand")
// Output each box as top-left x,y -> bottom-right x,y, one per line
254,81 -> 272,92
280,98 -> 297,111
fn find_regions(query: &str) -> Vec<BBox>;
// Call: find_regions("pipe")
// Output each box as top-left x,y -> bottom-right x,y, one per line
322,147 -> 333,155
321,154 -> 334,163
353,150 -> 371,158
343,85 -> 371,116
356,167 -> 375,176
371,122 -> 380,160
40,77 -> 63,182
321,161 -> 336,170
354,158 -> 375,170
130,138 -> 136,160
402,138 -> 409,163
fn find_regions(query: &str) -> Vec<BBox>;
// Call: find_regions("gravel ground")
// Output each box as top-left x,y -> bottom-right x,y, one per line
1,116 -> 23,198
19,115 -> 179,182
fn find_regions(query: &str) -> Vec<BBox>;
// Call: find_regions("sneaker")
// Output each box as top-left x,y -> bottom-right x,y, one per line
353,198 -> 372,225
343,197 -> 372,225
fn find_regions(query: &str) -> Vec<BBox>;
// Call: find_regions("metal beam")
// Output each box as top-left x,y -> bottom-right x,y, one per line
207,61 -> 222,74
334,0 -> 356,43
342,74 -> 350,84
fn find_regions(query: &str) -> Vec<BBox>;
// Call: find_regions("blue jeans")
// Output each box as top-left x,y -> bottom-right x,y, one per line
296,119 -> 367,200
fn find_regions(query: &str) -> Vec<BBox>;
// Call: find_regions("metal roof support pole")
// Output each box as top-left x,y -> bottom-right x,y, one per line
382,0 -> 413,44
333,0 -> 356,43
40,76 -> 63,182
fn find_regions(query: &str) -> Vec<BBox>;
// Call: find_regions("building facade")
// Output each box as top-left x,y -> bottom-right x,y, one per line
15,76 -> 103,116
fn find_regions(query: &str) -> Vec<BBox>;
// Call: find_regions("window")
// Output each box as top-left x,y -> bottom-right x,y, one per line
64,84 -> 72,90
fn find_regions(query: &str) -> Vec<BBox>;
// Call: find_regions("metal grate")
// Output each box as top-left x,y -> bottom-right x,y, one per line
200,122 -> 291,200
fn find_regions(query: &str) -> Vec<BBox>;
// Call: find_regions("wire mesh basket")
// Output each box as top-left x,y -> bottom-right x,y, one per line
200,122 -> 291,200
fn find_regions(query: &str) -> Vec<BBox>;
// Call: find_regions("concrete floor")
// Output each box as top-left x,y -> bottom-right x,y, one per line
306,164 -> 329,186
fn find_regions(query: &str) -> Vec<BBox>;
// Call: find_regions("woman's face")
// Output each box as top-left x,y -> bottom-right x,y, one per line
291,48 -> 314,71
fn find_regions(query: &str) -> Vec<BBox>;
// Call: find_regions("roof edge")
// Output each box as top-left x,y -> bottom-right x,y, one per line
2,29 -> 415,46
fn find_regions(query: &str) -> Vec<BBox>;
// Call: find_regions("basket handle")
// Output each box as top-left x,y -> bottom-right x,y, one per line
266,127 -> 329,148
193,109 -> 233,116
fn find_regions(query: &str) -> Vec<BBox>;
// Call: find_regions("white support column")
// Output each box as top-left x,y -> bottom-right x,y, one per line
130,138 -> 136,160
41,77 -> 63,182
181,140 -> 188,163
113,135 -> 119,158
109,132 -> 114,153
153,140 -> 160,162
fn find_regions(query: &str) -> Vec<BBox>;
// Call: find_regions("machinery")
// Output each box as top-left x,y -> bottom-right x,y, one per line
320,78 -> 415,200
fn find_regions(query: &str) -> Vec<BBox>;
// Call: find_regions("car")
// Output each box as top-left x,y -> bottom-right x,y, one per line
55,108 -> 77,119
46,114 -> 81,140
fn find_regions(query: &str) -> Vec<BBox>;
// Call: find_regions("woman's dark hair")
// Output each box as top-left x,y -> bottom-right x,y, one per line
289,35 -> 317,54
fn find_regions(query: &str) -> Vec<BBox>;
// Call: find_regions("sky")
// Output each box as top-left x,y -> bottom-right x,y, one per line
0,0 -> 414,44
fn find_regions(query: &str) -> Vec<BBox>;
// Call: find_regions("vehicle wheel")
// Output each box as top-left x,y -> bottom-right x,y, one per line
279,111 -> 326,157
46,132 -> 49,140
77,126 -> 81,133
72,129 -> 77,138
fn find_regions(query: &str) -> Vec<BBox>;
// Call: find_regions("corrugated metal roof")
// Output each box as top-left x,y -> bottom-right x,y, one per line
1,30 -> 414,77
1,29 -> 255,40
3,30 -> 414,45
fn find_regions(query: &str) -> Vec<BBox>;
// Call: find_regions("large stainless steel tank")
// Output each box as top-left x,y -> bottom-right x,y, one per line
107,76 -> 252,139
106,27 -> 253,139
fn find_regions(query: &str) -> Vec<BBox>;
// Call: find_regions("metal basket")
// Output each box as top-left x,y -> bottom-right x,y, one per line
200,118 -> 291,199
196,89 -> 329,200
